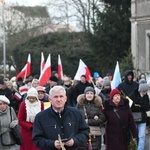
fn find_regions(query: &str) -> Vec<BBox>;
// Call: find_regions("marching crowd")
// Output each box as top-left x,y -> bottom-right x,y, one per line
0,70 -> 150,150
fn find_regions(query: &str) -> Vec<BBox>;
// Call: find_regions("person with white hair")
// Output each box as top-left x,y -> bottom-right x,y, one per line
0,95 -> 18,150
33,85 -> 89,150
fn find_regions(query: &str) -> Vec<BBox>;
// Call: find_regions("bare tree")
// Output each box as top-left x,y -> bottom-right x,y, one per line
45,0 -> 103,32
0,2 -> 50,75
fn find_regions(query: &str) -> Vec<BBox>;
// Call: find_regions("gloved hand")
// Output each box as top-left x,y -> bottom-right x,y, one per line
128,138 -> 137,150
10,120 -> 18,128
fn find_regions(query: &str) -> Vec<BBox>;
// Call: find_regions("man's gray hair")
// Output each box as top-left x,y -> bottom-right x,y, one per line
49,85 -> 66,97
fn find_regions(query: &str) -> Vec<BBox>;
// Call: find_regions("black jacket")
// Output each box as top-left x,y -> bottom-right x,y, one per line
130,89 -> 150,123
33,106 -> 89,150
118,70 -> 139,96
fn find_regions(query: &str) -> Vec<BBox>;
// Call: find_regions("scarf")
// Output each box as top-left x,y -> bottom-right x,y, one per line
25,100 -> 41,122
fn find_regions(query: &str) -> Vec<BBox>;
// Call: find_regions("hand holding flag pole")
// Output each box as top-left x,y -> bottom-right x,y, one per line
90,76 -> 101,95
88,133 -> 92,150
120,90 -> 133,107
58,134 -> 66,150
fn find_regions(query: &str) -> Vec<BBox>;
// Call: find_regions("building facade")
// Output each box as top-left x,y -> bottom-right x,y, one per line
131,0 -> 150,72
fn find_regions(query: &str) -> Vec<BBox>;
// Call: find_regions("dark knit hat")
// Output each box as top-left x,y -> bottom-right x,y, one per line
84,86 -> 95,94
49,76 -> 58,82
110,89 -> 121,100
17,77 -> 23,82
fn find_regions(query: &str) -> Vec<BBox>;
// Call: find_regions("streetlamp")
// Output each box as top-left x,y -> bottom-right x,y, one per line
1,0 -> 6,77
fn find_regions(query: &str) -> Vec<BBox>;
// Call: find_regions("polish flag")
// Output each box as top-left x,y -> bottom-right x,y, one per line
19,85 -> 29,95
40,52 -> 45,75
13,92 -> 22,101
58,55 -> 63,80
74,59 -> 92,82
39,54 -> 51,86
16,54 -> 31,80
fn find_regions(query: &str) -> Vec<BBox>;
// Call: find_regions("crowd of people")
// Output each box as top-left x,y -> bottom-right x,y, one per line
0,69 -> 150,150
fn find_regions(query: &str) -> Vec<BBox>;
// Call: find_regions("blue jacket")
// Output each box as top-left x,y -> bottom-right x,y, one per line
32,106 -> 89,150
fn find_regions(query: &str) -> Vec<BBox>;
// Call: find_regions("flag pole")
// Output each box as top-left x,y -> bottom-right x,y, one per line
1,0 -> 6,77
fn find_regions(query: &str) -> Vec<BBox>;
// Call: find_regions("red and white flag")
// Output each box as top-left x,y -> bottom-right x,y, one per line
58,55 -> 63,80
74,59 -> 92,82
40,52 -> 45,75
13,92 -> 22,101
39,54 -> 51,86
19,85 -> 28,95
16,54 -> 31,80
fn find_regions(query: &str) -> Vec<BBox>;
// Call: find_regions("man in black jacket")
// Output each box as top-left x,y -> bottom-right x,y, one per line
33,85 -> 89,150
118,70 -> 139,96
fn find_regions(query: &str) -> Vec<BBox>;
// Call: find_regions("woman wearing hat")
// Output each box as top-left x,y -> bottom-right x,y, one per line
77,86 -> 105,150
18,87 -> 44,150
103,89 -> 137,150
129,80 -> 150,150
0,95 -> 18,150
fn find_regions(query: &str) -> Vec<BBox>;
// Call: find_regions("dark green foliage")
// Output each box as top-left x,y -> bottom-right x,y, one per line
89,0 -> 131,75
120,49 -> 133,76
13,32 -> 96,78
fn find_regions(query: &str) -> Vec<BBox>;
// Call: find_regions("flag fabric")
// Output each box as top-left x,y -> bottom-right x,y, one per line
13,92 -> 22,101
40,52 -> 45,75
58,55 -> 63,80
16,54 -> 31,80
126,96 -> 133,107
19,85 -> 28,95
74,59 -> 92,82
39,54 -> 51,86
111,61 -> 121,89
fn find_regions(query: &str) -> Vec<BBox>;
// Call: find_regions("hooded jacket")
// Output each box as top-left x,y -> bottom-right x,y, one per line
118,70 -> 139,96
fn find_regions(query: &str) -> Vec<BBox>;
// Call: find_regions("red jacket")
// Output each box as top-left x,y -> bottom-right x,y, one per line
18,100 -> 44,150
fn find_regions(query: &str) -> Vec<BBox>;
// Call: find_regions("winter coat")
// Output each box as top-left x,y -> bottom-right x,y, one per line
0,106 -> 18,150
63,84 -> 74,106
103,99 -> 137,150
130,89 -> 150,123
32,106 -> 89,150
118,70 -> 139,96
77,94 -> 105,150
99,88 -> 111,103
18,100 -> 44,150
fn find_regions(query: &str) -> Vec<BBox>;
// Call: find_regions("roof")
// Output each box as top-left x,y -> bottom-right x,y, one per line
12,6 -> 49,18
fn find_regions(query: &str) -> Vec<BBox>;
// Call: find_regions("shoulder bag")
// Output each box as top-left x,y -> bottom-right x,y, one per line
113,108 -> 132,146
9,107 -> 22,145
132,112 -> 142,122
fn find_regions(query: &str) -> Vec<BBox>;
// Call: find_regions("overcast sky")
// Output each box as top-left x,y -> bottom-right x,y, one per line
5,0 -> 49,6
4,0 -> 82,31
